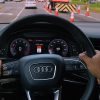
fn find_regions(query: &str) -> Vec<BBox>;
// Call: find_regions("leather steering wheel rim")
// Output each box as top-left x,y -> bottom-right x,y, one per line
0,14 -> 96,100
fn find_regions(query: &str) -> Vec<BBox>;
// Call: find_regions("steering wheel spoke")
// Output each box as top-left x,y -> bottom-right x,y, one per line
64,57 -> 87,71
54,89 -> 62,100
25,89 -> 62,100
26,91 -> 32,100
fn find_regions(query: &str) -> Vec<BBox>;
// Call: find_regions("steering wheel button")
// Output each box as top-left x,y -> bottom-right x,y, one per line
3,70 -> 12,76
65,64 -> 74,70
3,64 -> 7,71
79,64 -> 87,70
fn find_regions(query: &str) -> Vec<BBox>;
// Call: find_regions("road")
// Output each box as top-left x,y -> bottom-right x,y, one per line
0,1 -> 100,24
0,1 -> 48,23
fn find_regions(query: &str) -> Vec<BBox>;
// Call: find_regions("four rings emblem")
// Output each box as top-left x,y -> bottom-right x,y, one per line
30,63 -> 56,80
33,66 -> 53,73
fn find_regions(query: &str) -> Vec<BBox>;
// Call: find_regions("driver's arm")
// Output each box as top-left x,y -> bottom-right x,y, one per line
79,50 -> 100,81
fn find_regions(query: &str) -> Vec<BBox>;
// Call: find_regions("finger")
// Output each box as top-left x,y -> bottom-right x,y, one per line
95,50 -> 100,54
79,53 -> 91,65
0,60 -> 2,67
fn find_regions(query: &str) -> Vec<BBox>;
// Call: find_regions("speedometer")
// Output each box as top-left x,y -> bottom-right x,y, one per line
48,39 -> 68,57
10,38 -> 30,58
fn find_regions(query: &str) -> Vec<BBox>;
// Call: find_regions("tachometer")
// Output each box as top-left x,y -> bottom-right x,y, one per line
10,38 -> 30,58
48,39 -> 68,56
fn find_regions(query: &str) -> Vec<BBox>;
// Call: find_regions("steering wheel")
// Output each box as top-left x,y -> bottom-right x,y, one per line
0,14 -> 96,100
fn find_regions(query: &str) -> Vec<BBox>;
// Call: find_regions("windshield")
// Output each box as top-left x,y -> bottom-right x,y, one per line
0,0 -> 100,24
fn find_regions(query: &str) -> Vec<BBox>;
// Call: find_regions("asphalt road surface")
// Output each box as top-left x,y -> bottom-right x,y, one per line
0,1 -> 100,32
0,1 -> 49,23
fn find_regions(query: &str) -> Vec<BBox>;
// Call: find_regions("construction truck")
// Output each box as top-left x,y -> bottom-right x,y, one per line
49,0 -> 77,13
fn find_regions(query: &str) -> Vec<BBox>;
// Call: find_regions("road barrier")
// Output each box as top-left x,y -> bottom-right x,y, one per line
55,3 -> 77,13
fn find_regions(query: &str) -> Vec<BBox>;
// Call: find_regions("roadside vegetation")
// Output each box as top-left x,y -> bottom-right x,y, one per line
72,0 -> 100,13
90,3 -> 100,13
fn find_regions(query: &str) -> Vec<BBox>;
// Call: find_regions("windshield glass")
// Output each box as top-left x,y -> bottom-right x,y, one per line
0,0 -> 100,24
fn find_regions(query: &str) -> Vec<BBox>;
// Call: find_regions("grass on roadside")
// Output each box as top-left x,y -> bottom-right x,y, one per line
71,0 -> 88,5
90,3 -> 100,13
72,0 -> 100,13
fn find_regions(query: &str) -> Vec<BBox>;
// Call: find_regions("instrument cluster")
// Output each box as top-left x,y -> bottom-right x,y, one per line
8,37 -> 80,58
0,37 -> 81,59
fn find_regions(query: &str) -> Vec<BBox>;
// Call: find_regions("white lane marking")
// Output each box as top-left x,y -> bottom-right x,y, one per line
88,16 -> 100,21
0,13 -> 13,15
43,8 -> 53,15
80,13 -> 100,21
11,7 -> 24,22
80,14 -> 85,16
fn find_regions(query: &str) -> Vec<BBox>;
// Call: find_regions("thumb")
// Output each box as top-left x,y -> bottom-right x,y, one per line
79,53 -> 91,65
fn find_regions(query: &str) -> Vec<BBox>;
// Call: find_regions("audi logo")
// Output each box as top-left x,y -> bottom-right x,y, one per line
33,66 -> 53,73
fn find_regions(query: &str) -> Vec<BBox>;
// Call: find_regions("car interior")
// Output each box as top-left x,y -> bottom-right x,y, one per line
0,14 -> 100,100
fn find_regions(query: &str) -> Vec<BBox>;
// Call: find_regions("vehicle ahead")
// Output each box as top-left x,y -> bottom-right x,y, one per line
0,0 -> 5,3
25,0 -> 37,9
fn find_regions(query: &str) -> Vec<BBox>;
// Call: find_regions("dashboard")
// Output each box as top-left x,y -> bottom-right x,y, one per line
0,31 -> 81,59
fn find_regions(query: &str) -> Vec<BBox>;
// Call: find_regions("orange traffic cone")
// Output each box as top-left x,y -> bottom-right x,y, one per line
85,7 -> 90,16
70,12 -> 75,22
55,8 -> 59,16
45,3 -> 48,10
77,5 -> 81,14
49,5 -> 52,13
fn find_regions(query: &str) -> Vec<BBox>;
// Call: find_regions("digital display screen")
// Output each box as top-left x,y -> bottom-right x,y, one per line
28,39 -> 50,54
